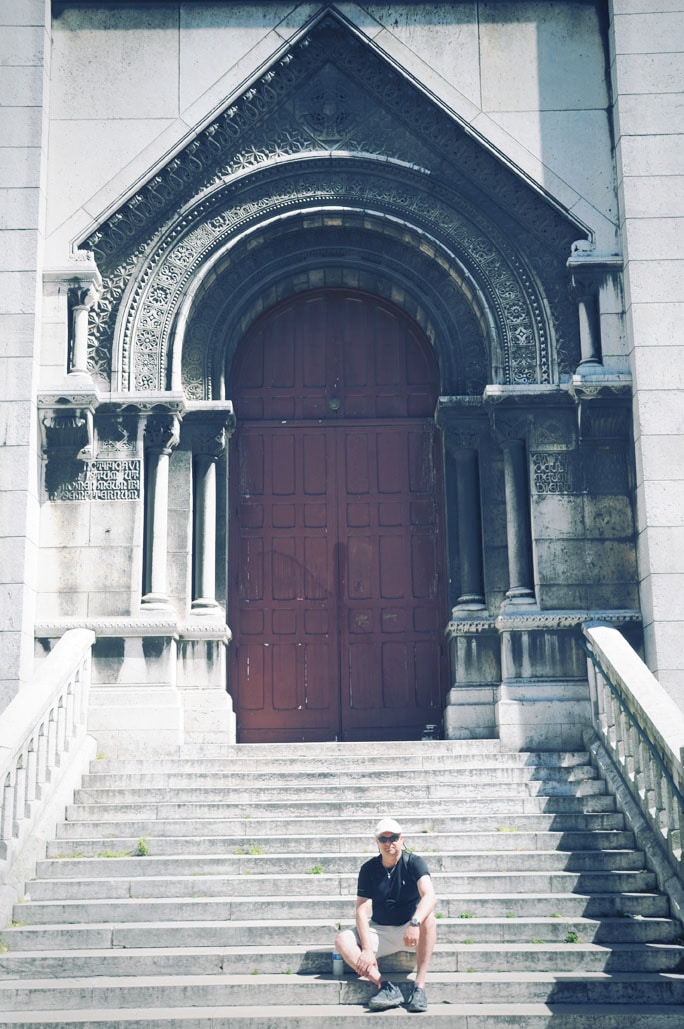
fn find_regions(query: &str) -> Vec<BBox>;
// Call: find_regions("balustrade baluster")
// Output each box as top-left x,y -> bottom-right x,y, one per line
35,723 -> 48,798
13,756 -> 26,836
0,773 -> 13,856
56,698 -> 67,766
65,683 -> 76,750
25,739 -> 38,807
46,710 -> 57,782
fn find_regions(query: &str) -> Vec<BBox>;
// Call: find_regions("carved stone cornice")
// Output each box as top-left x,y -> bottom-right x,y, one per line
495,609 -> 641,633
445,609 -> 641,639
445,616 -> 497,638
35,618 -> 180,639
179,623 -> 232,643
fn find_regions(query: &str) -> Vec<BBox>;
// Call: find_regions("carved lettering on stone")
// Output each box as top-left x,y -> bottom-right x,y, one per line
49,459 -> 142,502
531,452 -> 574,495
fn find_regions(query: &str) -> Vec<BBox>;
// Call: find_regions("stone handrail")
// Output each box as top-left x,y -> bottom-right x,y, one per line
582,621 -> 684,921
0,628 -> 95,925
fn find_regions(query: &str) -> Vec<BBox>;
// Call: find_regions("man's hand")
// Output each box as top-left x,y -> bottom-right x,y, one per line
403,924 -> 420,948
355,946 -> 377,977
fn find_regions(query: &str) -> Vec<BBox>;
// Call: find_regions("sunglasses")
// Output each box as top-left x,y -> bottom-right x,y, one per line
376,834 -> 400,844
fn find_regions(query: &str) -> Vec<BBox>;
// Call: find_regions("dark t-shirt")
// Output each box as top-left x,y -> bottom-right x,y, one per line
357,851 -> 430,926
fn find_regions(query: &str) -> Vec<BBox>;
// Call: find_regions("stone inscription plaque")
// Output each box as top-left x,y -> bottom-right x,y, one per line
52,459 -> 141,501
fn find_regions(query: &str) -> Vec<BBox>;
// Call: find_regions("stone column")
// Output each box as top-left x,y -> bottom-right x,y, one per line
190,414 -> 234,613
68,262 -> 102,378
570,267 -> 602,368
452,444 -> 486,610
491,411 -> 536,607
501,437 -> 535,605
142,410 -> 181,609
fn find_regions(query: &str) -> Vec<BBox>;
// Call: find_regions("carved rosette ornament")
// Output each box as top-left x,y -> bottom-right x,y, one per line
80,11 -> 583,400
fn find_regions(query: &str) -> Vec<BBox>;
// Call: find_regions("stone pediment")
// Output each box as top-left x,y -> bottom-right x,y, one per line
80,8 -> 587,394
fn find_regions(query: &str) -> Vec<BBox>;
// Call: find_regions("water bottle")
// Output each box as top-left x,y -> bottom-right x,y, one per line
332,951 -> 344,976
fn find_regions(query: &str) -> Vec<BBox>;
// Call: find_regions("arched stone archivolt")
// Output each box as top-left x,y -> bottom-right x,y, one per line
174,210 -> 497,401
104,156 -> 566,396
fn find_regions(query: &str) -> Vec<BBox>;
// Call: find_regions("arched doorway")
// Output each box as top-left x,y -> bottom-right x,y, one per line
228,289 -> 448,742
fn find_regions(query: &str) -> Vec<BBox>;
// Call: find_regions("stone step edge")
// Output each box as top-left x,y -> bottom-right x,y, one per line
2,1001 -> 683,1025
2,971 -> 684,988
2,941 -> 681,960
4,914 -> 674,929
16,887 -> 663,911
26,863 -> 653,885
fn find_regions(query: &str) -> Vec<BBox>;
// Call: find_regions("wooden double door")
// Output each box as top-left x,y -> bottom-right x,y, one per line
229,290 -> 447,742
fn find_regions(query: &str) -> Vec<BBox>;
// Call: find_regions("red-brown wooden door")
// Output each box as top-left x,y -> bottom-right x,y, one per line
229,290 -> 447,742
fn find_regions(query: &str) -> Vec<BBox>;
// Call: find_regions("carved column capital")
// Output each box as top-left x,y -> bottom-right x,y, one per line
144,409 -> 182,455
490,411 -> 531,448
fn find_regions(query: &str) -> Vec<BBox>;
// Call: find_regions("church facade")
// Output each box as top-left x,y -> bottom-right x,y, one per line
2,1 -> 682,756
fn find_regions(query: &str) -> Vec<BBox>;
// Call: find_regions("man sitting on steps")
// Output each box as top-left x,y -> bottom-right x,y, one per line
334,817 -> 437,1013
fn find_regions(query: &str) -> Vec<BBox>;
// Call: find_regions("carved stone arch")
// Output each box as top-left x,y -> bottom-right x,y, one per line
81,9 -> 585,393
114,157 -> 566,394
174,207 -> 498,401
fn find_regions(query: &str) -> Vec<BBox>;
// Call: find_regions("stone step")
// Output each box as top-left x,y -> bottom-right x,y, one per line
2,970 -> 684,1011
4,915 -> 680,952
90,743 -> 591,770
89,753 -> 592,773
12,886 -> 669,925
3,1003 -> 684,1029
79,763 -> 600,789
37,831 -> 638,875
72,778 -> 606,805
52,809 -> 624,844
9,741 -> 681,1024
1,940 -> 683,979
46,821 -> 633,858
22,864 -> 659,902
4,1004 -> 684,1029
28,850 -> 647,897
62,792 -> 616,826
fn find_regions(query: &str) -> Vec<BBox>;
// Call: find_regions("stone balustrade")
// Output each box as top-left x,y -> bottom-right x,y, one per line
0,629 -> 96,925
583,622 -> 684,921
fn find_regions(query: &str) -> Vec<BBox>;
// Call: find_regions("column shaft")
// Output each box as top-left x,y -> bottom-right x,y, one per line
502,439 -> 535,604
454,448 -> 485,608
192,454 -> 219,609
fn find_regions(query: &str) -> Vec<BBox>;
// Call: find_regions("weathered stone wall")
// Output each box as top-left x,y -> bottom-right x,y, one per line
0,0 -> 49,706
610,0 -> 684,708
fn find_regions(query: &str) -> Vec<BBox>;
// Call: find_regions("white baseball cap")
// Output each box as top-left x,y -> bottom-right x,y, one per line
375,817 -> 403,836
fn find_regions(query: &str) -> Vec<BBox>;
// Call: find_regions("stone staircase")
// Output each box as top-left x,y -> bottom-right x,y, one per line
1,740 -> 683,1026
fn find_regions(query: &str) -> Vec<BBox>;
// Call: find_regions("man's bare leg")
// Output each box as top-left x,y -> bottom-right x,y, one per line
414,912 -> 437,988
334,928 -> 382,987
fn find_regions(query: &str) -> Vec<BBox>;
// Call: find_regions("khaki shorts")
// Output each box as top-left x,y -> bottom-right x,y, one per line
354,919 -> 413,958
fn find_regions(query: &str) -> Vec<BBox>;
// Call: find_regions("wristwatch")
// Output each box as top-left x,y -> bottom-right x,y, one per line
409,917 -> 421,927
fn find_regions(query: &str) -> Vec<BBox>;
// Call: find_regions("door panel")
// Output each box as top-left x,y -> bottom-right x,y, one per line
230,289 -> 446,742
232,425 -> 340,741
337,421 -> 444,739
